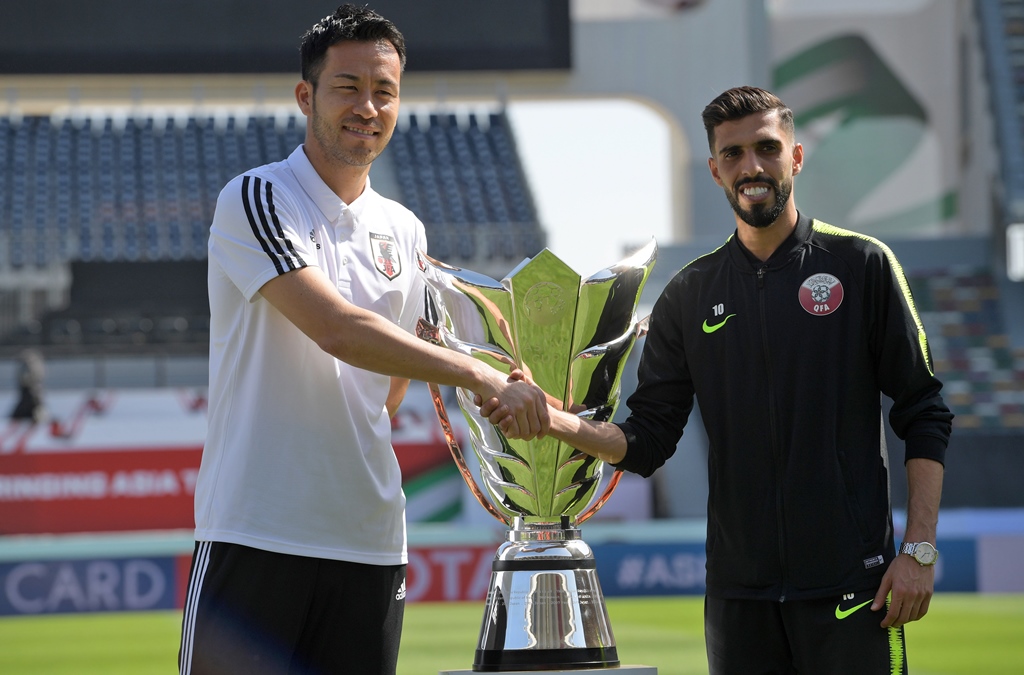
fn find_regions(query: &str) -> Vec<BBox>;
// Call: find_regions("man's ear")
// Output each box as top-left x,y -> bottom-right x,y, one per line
708,157 -> 724,187
792,142 -> 804,176
295,80 -> 313,116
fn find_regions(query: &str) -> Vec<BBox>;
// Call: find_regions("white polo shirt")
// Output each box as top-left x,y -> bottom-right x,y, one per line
196,144 -> 427,565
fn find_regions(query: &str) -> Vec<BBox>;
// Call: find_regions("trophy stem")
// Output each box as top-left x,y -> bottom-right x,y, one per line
473,518 -> 618,672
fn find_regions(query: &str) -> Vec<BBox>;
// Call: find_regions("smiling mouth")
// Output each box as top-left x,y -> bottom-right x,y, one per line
344,126 -> 377,137
735,174 -> 778,201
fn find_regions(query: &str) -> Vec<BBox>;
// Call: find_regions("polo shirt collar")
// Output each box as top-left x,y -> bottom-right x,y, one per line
287,144 -> 375,223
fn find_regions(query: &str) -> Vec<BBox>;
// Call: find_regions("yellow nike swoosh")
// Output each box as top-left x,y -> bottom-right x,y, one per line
835,600 -> 872,620
702,314 -> 736,334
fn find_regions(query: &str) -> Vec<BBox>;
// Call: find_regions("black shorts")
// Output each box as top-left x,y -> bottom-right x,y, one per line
705,590 -> 907,675
178,541 -> 406,675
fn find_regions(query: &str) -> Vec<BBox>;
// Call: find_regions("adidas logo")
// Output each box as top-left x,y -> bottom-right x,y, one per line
395,579 -> 406,601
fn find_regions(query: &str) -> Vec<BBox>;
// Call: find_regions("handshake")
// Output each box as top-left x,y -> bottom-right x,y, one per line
473,368 -> 554,441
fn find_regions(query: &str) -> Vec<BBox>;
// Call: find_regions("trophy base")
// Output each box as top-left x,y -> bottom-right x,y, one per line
474,518 -> 618,672
473,646 -> 618,672
442,666 -> 657,675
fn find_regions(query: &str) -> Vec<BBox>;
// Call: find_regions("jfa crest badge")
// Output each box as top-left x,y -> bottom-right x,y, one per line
370,232 -> 401,280
799,273 -> 844,316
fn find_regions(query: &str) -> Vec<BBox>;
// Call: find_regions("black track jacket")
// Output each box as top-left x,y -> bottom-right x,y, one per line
615,214 -> 953,601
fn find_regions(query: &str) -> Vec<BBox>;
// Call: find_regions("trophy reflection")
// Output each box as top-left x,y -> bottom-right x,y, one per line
417,240 -> 656,672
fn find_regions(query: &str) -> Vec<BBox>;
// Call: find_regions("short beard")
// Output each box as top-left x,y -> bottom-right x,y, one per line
310,95 -> 390,168
725,176 -> 792,229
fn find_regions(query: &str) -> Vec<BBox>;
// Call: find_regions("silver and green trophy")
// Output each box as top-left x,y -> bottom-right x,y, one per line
416,241 -> 656,672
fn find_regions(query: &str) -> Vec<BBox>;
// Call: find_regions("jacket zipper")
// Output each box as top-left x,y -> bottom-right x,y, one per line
757,264 -> 787,601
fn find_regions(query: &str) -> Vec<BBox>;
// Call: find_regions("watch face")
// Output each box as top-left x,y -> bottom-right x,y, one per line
914,542 -> 938,565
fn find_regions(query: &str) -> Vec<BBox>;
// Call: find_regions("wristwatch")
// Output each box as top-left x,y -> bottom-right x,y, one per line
900,541 -> 939,566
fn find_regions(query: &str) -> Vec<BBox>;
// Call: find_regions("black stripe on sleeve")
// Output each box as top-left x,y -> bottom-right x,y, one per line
252,178 -> 302,271
240,175 -> 307,274
241,175 -> 285,275
265,182 -> 306,269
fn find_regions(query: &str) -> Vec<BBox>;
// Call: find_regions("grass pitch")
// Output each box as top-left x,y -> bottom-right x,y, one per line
0,594 -> 1021,674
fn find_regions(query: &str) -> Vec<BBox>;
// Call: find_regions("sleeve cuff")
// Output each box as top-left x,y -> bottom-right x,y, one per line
610,422 -> 645,476
904,434 -> 947,466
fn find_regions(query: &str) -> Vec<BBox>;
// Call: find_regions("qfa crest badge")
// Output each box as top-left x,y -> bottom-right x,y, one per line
370,232 -> 401,280
799,273 -> 844,316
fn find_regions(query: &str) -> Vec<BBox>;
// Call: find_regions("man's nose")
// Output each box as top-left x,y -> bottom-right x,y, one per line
739,153 -> 763,178
353,93 -> 378,119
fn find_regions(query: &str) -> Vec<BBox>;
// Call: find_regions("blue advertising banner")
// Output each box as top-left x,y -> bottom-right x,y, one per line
0,536 -> 983,615
594,537 -> 976,597
594,542 -> 707,597
0,556 -> 178,616
932,538 -> 976,592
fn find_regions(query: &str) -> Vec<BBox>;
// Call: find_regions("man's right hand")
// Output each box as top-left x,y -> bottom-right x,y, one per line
475,369 -> 550,440
482,392 -> 628,465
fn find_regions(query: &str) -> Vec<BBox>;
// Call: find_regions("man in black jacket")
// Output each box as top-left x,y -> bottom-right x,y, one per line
484,86 -> 952,674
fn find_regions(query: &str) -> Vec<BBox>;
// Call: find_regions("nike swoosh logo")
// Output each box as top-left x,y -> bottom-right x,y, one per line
835,600 -> 872,620
702,314 -> 736,334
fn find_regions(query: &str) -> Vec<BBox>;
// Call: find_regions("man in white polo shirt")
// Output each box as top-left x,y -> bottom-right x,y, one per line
177,6 -> 549,674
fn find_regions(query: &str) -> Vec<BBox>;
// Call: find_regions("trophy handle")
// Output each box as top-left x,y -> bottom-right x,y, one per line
573,312 -> 648,525
575,468 -> 623,525
427,382 -> 512,527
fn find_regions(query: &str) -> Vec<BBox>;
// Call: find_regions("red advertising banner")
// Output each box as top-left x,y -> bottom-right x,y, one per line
0,386 -> 459,535
0,446 -> 202,534
0,390 -> 207,535
405,544 -> 498,603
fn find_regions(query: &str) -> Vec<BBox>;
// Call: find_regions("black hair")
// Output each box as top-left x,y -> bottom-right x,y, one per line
701,86 -> 794,153
299,4 -> 407,85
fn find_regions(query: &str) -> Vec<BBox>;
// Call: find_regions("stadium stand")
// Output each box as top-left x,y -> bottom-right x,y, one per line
0,108 -> 540,267
390,110 -> 544,264
0,106 -> 544,352
947,1 -> 1024,428
910,266 -> 1024,430
978,0 -> 1024,222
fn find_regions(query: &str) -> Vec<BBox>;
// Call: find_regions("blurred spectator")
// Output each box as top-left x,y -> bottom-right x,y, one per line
10,349 -> 46,423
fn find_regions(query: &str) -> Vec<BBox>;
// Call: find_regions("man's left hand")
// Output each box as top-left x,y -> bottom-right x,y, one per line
872,553 -> 934,628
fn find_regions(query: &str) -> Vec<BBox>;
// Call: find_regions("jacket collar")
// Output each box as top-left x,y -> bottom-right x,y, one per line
728,211 -> 813,271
